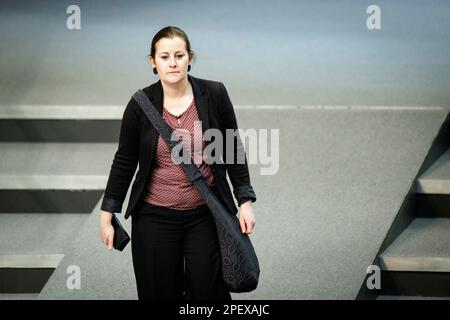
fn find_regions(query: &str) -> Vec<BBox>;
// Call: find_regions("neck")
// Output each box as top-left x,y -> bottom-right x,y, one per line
161,76 -> 190,99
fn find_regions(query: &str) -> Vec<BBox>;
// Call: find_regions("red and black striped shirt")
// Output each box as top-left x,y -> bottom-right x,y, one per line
143,97 -> 215,210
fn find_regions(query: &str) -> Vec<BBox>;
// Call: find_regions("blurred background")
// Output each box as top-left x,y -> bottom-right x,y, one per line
1,0 -> 449,107
1,0 -> 450,300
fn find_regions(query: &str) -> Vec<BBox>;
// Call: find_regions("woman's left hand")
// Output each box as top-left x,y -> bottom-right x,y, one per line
238,200 -> 256,235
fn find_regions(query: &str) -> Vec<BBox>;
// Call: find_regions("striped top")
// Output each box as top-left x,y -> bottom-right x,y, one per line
143,97 -> 215,210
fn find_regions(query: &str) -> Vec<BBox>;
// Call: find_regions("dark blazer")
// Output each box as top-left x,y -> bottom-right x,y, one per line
101,74 -> 257,219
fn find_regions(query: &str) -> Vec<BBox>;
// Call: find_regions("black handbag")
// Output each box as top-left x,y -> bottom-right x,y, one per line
111,213 -> 130,251
132,89 -> 260,292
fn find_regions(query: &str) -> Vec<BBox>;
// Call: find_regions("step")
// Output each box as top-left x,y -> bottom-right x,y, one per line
0,143 -> 117,212
0,213 -> 89,293
380,218 -> 450,272
416,149 -> 450,194
0,213 -> 90,255
379,218 -> 450,297
0,105 -> 123,142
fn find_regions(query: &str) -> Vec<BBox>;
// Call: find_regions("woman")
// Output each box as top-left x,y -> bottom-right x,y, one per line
99,26 -> 257,300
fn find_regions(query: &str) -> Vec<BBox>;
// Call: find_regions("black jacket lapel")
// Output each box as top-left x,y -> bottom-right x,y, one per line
189,74 -> 210,133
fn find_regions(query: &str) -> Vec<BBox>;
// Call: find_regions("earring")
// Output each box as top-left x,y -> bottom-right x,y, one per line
187,65 -> 191,72
152,67 -> 158,75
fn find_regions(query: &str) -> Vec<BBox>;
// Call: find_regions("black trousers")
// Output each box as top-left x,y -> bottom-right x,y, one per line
131,200 -> 231,300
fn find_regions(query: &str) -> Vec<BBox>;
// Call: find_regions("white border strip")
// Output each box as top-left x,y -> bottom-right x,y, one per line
0,105 -> 125,120
0,175 -> 108,190
236,105 -> 446,111
351,106 -> 446,111
0,105 -> 447,119
0,254 -> 64,268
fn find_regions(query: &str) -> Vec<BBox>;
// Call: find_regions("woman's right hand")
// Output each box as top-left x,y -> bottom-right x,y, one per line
100,210 -> 114,250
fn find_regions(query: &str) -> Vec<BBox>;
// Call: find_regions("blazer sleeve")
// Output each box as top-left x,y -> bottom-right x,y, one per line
218,82 -> 257,206
100,98 -> 140,213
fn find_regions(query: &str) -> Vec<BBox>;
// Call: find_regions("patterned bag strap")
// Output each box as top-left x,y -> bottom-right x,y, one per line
132,89 -> 226,214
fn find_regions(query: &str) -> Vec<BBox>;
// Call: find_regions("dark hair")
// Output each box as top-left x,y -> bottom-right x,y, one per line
148,26 -> 194,60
